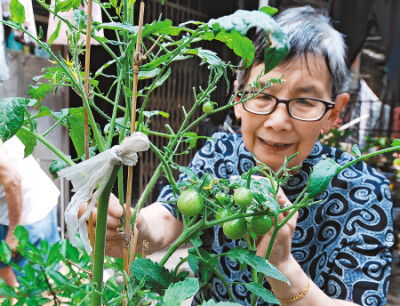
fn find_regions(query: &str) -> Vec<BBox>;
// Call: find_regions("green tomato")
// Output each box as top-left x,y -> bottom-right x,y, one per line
247,215 -> 273,236
233,187 -> 253,207
223,218 -> 246,239
215,209 -> 233,221
177,189 -> 204,216
202,101 -> 214,114
215,192 -> 229,204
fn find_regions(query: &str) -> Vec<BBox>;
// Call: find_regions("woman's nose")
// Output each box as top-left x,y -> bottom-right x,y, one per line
262,103 -> 293,131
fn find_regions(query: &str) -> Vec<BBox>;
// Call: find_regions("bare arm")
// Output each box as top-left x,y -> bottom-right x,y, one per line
0,140 -> 23,252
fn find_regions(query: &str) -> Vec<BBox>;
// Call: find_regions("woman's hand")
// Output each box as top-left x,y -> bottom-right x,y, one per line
256,188 -> 298,268
78,193 -> 128,258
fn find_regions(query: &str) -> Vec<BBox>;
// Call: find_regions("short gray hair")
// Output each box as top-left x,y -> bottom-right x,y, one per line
236,6 -> 350,98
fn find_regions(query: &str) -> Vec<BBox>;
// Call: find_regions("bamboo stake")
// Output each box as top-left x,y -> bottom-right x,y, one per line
123,0 -> 145,297
83,0 -> 95,267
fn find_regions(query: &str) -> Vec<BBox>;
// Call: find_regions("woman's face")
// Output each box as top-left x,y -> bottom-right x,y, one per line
234,55 -> 349,173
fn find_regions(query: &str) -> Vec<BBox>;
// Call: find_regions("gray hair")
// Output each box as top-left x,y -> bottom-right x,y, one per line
236,6 -> 350,98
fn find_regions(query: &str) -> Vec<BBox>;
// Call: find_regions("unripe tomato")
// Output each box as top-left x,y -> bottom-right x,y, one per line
215,192 -> 229,204
233,187 -> 252,207
215,209 -> 233,221
202,101 -> 214,114
177,189 -> 203,216
223,218 -> 246,239
247,215 -> 273,236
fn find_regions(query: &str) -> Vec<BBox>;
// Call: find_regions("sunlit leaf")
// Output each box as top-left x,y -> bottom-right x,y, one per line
163,278 -> 199,306
0,97 -> 27,142
10,0 -> 25,25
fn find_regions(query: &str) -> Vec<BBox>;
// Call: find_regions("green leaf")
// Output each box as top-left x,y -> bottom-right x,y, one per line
28,84 -> 53,105
16,128 -> 36,157
0,279 -> 18,298
392,139 -> 400,147
259,6 -> 279,16
163,278 -> 199,306
54,0 -> 81,13
14,225 -> 29,246
183,132 -> 198,149
185,48 -> 226,68
138,68 -> 161,80
244,282 -> 280,304
208,10 -> 288,71
49,158 -> 69,179
48,20 -> 62,45
155,68 -> 172,87
307,158 -> 340,198
72,9 -> 86,30
187,253 -> 199,275
0,240 -> 12,263
130,258 -> 174,293
0,97 -> 27,142
142,19 -> 182,38
227,247 -> 289,284
208,30 -> 254,68
10,0 -> 25,25
352,144 -> 362,158
142,110 -> 170,119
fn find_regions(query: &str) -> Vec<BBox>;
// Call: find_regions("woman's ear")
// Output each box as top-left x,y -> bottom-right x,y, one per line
324,93 -> 350,130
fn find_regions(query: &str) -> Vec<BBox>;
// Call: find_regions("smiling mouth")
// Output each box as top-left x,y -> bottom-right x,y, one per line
258,137 -> 292,149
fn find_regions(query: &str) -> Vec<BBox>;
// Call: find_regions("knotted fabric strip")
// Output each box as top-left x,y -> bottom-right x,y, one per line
58,132 -> 150,254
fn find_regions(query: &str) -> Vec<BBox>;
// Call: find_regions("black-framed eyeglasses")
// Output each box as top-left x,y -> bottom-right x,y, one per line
237,91 -> 335,122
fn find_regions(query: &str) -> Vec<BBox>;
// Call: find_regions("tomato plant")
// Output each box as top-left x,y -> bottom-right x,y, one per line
0,1 -> 399,305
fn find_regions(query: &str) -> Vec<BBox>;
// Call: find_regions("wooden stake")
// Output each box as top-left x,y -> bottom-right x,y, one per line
83,0 -> 95,267
123,2 -> 145,303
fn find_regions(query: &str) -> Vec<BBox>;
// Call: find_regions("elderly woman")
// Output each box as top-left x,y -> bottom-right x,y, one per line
89,6 -> 393,306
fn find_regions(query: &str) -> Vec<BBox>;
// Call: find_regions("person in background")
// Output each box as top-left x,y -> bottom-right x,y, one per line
0,136 -> 60,287
85,6 -> 393,305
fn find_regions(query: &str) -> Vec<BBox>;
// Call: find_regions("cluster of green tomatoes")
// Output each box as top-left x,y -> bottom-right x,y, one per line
176,186 -> 273,240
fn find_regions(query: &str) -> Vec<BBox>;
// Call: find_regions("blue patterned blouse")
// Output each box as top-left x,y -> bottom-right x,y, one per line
157,132 -> 394,305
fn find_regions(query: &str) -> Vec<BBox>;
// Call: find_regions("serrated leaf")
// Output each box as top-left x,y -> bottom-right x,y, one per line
130,258 -> 174,292
244,282 -> 280,304
208,10 -> 288,71
10,0 -> 25,25
54,0 -> 81,13
352,144 -> 362,158
227,247 -> 289,284
142,110 -> 170,119
142,19 -> 182,38
185,48 -> 226,68
16,128 -> 36,157
392,139 -> 400,147
163,278 -> 199,306
28,83 -> 53,104
208,30 -> 254,68
0,240 -> 12,263
0,97 -> 27,142
48,20 -> 62,45
307,158 -> 340,198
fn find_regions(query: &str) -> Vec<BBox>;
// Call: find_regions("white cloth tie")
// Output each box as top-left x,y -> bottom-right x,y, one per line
58,132 -> 149,254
